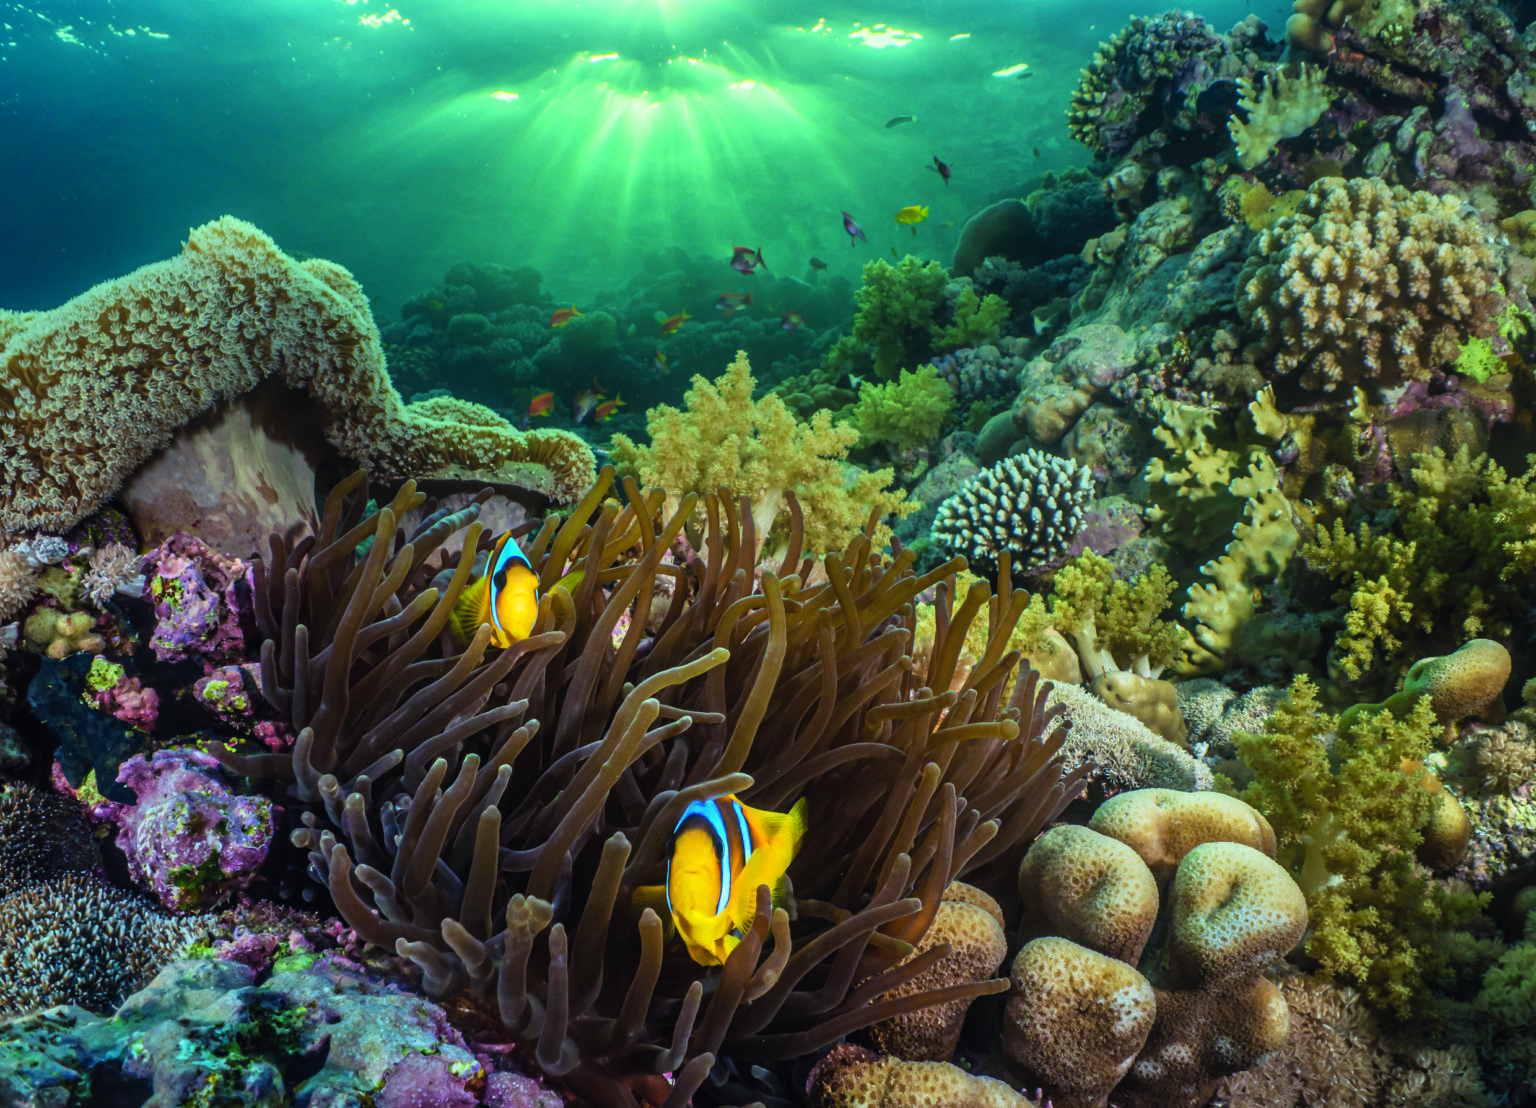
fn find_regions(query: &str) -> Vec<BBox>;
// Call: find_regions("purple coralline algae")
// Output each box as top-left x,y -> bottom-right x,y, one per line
114,747 -> 274,911
142,532 -> 251,666
0,954 -> 547,1108
192,663 -> 261,727
84,656 -> 159,732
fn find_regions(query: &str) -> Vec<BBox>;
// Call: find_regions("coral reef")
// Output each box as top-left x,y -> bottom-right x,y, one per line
612,351 -> 916,557
931,450 -> 1095,583
809,1043 -> 1043,1108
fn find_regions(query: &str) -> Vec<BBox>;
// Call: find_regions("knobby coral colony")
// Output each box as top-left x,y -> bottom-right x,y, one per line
209,467 -> 1084,1107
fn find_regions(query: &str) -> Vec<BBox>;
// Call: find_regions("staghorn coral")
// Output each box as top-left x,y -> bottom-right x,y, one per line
931,450 -> 1095,583
0,216 -> 593,538
1228,64 -> 1334,170
211,467 -> 1086,1108
1304,446 -> 1536,681
611,351 -> 915,558
1233,678 -> 1486,1020
1236,178 -> 1508,393
0,872 -> 209,1016
1007,789 -> 1307,1108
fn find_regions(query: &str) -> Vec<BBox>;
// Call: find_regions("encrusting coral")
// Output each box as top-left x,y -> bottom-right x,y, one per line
1006,789 -> 1307,1108
210,466 -> 1086,1108
1236,177 -> 1508,393
0,216 -> 594,540
611,351 -> 916,558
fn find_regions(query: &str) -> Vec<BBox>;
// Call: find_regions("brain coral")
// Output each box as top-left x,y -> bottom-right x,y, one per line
0,216 -> 594,535
1236,178 -> 1507,392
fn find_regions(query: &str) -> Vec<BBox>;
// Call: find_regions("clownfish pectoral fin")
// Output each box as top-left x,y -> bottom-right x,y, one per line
630,885 -> 675,936
448,575 -> 491,647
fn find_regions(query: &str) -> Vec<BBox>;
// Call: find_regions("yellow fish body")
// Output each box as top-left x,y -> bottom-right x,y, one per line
449,531 -> 540,648
635,794 -> 807,966
894,204 -> 929,225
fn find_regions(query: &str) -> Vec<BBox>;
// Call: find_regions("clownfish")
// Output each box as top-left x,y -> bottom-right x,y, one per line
634,794 -> 807,966
449,531 -> 540,648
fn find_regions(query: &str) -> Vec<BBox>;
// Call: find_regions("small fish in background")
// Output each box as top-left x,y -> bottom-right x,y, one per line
781,310 -> 805,331
660,309 -> 692,335
449,530 -> 541,648
846,371 -> 867,389
572,381 -> 605,423
1032,146 -> 1041,158
593,393 -> 626,422
549,305 -> 582,328
525,391 -> 554,421
730,245 -> 767,275
1017,70 -> 1034,79
894,204 -> 929,235
652,348 -> 670,376
930,155 -> 952,185
885,114 -> 916,128
423,297 -> 445,312
714,290 -> 754,316
841,211 -> 866,246
808,256 -> 828,272
632,795 -> 808,966
889,246 -> 899,257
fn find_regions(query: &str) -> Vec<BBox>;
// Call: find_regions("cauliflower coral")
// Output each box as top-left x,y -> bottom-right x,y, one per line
610,351 -> 916,557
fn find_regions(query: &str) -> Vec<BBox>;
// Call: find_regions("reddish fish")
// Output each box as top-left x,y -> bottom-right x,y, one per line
660,310 -> 692,335
549,305 -> 583,328
841,211 -> 866,246
731,245 -> 766,275
931,155 -> 952,185
781,310 -> 805,331
526,391 -> 554,419
714,291 -> 754,313
593,393 -> 627,422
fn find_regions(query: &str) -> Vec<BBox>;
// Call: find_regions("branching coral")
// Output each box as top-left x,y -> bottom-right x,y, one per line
0,216 -> 594,537
611,351 -> 916,558
1303,446 -> 1536,680
211,467 -> 1086,1108
1228,64 -> 1334,170
932,450 -> 1095,583
1236,178 -> 1508,393
849,365 -> 955,453
1232,678 -> 1487,1020
827,256 -> 951,381
1048,552 -> 1184,681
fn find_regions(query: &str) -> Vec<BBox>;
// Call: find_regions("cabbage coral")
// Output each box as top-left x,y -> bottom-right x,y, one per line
611,351 -> 916,557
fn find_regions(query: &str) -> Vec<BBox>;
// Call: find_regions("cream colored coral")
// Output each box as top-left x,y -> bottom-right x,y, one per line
80,544 -> 144,607
610,350 -> 915,557
1228,65 -> 1334,170
1089,788 -> 1278,877
0,217 -> 594,535
0,548 -> 39,621
1237,178 -> 1505,391
862,883 -> 1007,1062
1048,682 -> 1213,793
1018,825 -> 1159,963
810,1044 -> 1042,1108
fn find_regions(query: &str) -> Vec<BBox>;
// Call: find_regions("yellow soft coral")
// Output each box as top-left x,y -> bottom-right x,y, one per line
610,351 -> 917,557
850,365 -> 954,452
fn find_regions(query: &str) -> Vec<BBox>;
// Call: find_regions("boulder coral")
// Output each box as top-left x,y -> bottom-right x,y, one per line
1006,789 -> 1307,1108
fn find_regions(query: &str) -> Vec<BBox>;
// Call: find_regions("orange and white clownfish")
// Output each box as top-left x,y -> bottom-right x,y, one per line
449,530 -> 540,648
633,794 -> 807,966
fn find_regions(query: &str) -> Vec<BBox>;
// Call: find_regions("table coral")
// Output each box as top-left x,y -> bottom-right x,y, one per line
612,351 -> 915,557
0,216 -> 593,537
1006,789 -> 1307,1108
1236,178 -> 1509,394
